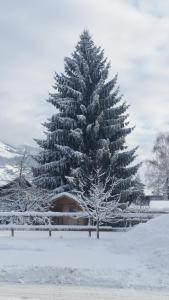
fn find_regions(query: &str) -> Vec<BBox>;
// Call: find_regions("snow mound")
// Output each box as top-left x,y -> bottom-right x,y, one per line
122,214 -> 169,286
126,214 -> 169,248
150,201 -> 169,210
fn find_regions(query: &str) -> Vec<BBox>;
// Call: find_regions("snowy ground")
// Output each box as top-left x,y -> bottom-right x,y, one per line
0,215 -> 169,291
0,284 -> 169,300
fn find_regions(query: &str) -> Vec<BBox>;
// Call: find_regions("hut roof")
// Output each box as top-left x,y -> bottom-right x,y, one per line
50,192 -> 85,211
51,192 -> 79,202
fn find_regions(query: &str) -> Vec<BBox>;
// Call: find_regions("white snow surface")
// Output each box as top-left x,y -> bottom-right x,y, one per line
0,215 -> 169,291
0,141 -> 37,186
0,164 -> 18,186
150,200 -> 169,210
0,141 -> 20,186
0,141 -> 19,159
0,284 -> 169,300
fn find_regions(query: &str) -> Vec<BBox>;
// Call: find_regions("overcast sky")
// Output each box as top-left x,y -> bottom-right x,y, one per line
1,0 -> 169,164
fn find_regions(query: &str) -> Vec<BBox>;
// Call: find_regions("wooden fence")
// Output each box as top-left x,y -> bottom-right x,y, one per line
0,211 -> 112,237
0,209 -> 168,237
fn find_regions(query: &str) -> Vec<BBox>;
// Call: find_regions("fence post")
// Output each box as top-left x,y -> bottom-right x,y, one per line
88,217 -> 91,238
129,220 -> 132,229
11,215 -> 14,237
124,219 -> 128,232
11,228 -> 14,237
48,216 -> 52,237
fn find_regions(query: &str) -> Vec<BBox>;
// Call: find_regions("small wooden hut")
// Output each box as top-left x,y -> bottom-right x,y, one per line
49,192 -> 87,225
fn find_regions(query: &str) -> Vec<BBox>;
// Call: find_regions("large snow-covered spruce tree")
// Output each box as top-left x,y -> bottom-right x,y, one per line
33,30 -> 139,202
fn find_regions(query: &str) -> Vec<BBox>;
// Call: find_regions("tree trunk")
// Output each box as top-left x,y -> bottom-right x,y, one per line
96,219 -> 99,239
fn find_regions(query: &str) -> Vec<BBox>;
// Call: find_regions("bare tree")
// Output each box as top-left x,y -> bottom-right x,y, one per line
16,150 -> 33,183
146,133 -> 169,199
0,186 -> 49,212
73,167 -> 128,239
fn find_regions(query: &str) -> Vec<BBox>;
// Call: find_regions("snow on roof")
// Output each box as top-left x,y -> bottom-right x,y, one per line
51,192 -> 79,202
150,200 -> 169,211
51,192 -> 84,211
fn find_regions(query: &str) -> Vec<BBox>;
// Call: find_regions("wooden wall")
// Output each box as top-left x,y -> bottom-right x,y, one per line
50,195 -> 88,225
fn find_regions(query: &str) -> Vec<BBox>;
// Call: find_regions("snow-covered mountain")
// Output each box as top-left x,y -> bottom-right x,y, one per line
0,141 -> 38,186
0,141 -> 19,159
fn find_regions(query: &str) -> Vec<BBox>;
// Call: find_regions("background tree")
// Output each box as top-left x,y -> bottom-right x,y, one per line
0,152 -> 49,213
132,175 -> 145,205
33,30 -> 139,203
146,132 -> 169,199
0,184 -> 49,212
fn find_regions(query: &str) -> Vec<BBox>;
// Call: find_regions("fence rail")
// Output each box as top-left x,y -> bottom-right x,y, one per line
0,210 -> 168,218
0,211 -> 87,217
0,211 -> 113,237
0,210 -> 168,237
0,224 -> 114,237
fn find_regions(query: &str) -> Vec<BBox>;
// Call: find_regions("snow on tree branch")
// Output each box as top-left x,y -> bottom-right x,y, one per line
72,166 -> 128,238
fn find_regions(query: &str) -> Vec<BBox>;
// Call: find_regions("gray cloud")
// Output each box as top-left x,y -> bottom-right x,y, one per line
0,0 -> 169,167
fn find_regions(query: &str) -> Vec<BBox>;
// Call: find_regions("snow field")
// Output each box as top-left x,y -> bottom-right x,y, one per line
0,284 -> 169,300
0,215 -> 169,291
